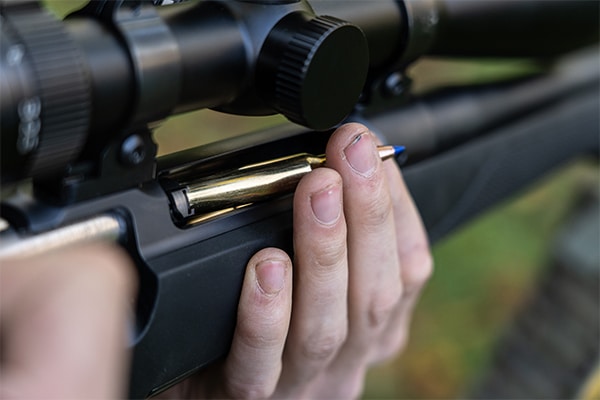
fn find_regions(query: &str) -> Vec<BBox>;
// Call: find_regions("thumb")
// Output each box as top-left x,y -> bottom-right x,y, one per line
0,244 -> 137,399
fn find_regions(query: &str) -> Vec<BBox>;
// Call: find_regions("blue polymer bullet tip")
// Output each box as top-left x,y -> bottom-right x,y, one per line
393,145 -> 406,158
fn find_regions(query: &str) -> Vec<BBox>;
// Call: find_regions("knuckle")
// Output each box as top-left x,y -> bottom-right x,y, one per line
307,237 -> 347,274
300,327 -> 347,362
236,317 -> 283,351
401,244 -> 434,294
368,287 -> 402,330
358,183 -> 393,232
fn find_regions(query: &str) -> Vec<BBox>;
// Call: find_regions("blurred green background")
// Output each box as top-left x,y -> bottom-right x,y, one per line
363,159 -> 598,399
45,2 -> 600,398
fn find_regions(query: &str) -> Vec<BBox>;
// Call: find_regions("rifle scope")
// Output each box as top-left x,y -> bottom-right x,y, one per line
1,0 -> 597,183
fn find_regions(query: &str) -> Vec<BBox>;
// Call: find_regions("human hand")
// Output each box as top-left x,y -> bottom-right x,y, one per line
0,244 -> 136,399
162,122 -> 433,399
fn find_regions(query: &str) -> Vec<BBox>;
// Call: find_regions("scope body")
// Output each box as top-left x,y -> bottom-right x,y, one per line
1,0 -> 598,184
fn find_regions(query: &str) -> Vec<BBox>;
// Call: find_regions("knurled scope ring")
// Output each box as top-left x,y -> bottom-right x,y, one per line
3,5 -> 90,177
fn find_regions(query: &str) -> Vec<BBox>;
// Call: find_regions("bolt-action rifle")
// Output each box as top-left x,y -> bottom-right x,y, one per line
0,0 -> 598,397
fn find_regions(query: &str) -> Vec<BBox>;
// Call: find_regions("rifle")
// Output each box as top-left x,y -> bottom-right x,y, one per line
0,0 -> 598,397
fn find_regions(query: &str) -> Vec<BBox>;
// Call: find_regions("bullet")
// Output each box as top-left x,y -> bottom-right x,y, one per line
168,145 -> 405,222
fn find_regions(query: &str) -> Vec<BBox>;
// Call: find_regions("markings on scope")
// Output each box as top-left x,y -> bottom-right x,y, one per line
17,97 -> 41,154
5,43 -> 41,155
6,44 -> 24,66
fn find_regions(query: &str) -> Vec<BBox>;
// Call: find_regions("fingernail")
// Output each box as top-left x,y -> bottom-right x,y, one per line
310,184 -> 341,225
343,133 -> 378,177
256,259 -> 286,295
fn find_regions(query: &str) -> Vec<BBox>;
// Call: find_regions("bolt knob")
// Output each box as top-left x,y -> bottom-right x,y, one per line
258,13 -> 369,130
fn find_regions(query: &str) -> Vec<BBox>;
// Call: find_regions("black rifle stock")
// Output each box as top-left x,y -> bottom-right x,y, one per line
0,1 -> 598,397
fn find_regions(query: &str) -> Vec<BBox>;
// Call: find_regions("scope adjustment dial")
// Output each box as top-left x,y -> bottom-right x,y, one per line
258,13 -> 369,130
